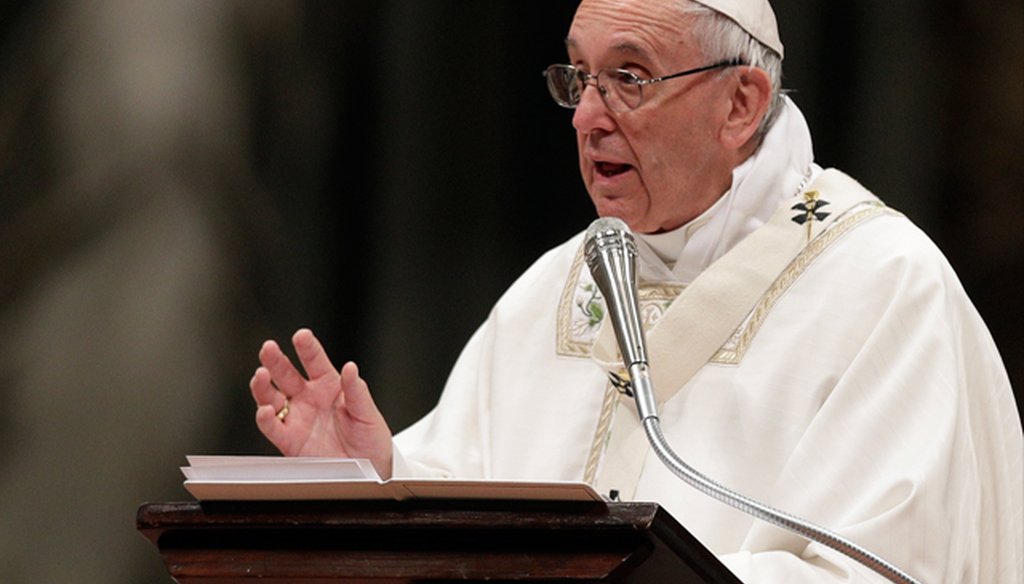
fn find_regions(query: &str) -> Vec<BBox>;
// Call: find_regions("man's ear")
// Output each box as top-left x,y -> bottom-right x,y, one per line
719,66 -> 773,150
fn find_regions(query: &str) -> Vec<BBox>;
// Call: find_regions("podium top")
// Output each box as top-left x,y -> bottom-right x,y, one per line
138,499 -> 742,583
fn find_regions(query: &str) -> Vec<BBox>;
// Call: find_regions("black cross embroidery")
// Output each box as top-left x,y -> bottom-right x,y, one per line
792,190 -> 831,240
608,371 -> 634,398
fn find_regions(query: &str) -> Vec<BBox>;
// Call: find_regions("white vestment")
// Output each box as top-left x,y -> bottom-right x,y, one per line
392,99 -> 1024,583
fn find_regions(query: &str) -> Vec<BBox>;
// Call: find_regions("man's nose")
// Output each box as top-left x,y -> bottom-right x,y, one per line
572,83 -> 615,134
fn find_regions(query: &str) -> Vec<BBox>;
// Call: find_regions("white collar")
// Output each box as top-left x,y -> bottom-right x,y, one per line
634,96 -> 818,284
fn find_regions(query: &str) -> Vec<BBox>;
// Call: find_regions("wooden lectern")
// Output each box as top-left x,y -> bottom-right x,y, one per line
137,500 -> 741,582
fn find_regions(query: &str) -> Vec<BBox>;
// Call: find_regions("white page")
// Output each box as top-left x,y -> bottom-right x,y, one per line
181,455 -> 604,502
182,456 -> 380,482
183,477 -> 604,502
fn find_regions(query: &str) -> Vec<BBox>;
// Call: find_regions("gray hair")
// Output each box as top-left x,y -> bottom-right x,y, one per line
679,1 -> 785,142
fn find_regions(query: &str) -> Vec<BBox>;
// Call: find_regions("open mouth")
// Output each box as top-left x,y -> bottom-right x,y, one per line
596,161 -> 633,178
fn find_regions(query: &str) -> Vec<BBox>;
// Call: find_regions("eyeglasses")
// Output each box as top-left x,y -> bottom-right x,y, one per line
543,59 -> 745,113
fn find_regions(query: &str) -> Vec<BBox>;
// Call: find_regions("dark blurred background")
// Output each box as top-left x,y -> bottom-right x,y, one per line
0,1 -> 1020,582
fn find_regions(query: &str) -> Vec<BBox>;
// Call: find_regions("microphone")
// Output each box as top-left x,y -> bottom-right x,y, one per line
581,216 -> 919,584
583,217 -> 657,421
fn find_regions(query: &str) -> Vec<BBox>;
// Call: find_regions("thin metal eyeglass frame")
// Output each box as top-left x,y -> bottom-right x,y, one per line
544,58 -> 746,112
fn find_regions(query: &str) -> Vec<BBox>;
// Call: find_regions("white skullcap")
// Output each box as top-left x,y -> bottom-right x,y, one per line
691,0 -> 784,58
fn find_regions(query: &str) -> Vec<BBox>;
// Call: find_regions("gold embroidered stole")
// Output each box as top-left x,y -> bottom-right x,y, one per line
579,169 -> 896,498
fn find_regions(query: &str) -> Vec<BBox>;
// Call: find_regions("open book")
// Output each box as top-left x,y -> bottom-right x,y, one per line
182,455 -> 605,502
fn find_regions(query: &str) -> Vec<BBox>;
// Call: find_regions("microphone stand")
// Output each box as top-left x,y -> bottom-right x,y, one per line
585,218 -> 920,584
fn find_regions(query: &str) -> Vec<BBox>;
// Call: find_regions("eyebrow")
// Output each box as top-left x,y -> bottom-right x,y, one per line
564,37 -> 654,60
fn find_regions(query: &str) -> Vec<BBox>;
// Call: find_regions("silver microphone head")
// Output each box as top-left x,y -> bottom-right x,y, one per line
584,216 -> 632,244
584,217 -> 647,368
584,217 -> 636,277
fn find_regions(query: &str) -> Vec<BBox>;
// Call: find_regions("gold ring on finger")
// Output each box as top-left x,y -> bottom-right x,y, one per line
275,398 -> 290,421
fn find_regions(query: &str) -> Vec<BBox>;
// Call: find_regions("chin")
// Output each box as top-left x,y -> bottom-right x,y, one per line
593,207 -> 649,234
594,207 -> 633,228
587,182 -> 664,232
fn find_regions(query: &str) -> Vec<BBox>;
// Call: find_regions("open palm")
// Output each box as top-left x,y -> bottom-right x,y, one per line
249,329 -> 394,477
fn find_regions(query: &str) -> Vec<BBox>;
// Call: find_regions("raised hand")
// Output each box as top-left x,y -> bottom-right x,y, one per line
249,328 -> 394,478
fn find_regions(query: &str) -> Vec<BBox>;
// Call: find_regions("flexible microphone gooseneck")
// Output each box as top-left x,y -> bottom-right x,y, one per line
583,217 -> 920,584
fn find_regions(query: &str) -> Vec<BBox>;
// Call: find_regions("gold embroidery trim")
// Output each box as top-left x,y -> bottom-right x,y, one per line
711,203 -> 899,365
556,244 -> 594,358
583,379 -> 620,485
556,243 -> 683,359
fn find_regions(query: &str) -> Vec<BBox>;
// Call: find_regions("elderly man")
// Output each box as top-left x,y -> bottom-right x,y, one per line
249,0 -> 1023,581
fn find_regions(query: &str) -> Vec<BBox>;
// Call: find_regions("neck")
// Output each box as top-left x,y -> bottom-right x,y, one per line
645,152 -> 751,235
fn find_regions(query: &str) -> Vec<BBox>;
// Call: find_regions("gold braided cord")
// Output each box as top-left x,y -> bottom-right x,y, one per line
583,380 -> 620,484
556,243 -> 593,358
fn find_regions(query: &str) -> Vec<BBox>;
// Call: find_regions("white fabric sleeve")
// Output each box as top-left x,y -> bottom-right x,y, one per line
709,220 -> 1022,583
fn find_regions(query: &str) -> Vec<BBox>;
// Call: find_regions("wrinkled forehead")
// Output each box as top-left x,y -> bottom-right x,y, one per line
567,0 -> 698,63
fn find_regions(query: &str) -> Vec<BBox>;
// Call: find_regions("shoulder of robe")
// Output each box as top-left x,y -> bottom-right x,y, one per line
817,209 -> 962,287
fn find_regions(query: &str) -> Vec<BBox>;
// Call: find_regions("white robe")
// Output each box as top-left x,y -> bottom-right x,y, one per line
392,99 -> 1023,583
